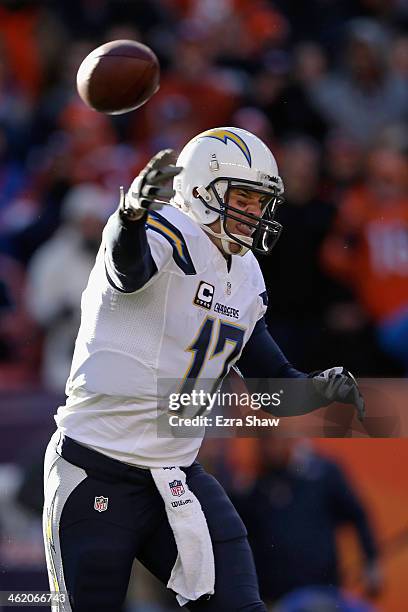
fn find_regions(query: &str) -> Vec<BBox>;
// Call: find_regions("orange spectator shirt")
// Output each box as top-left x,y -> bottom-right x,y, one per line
321,186 -> 408,322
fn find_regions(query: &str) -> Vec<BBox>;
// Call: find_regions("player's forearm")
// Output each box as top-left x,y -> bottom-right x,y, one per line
237,318 -> 327,416
260,379 -> 329,417
104,209 -> 157,292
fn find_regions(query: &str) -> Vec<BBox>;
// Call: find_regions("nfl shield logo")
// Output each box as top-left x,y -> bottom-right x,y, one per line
94,496 -> 109,512
169,480 -> 185,497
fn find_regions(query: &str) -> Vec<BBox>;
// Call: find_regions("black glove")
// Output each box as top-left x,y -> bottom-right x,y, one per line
119,149 -> 182,221
311,366 -> 365,421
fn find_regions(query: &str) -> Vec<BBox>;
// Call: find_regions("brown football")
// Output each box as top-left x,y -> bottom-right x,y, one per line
76,40 -> 160,115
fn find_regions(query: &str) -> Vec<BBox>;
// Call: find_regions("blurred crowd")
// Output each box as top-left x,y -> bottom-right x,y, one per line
0,0 -> 407,390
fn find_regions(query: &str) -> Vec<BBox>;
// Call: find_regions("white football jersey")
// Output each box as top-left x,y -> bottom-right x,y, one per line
55,206 -> 267,467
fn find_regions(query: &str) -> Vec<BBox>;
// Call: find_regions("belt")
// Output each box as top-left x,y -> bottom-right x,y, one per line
56,434 -> 152,485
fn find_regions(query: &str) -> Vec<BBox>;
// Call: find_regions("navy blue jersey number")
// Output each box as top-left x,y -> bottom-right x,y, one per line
180,316 -> 246,397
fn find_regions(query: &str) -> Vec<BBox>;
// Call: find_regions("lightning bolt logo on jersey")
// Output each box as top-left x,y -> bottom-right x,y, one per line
56,206 -> 267,468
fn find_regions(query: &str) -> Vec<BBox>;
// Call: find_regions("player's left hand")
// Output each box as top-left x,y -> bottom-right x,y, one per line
120,149 -> 182,220
311,366 -> 365,421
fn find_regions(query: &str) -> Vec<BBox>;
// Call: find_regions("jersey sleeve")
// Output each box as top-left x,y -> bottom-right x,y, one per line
104,210 -> 172,293
237,317 -> 328,416
237,317 -> 303,379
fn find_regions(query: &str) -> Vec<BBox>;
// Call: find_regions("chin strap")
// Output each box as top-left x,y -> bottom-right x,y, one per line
199,223 -> 250,256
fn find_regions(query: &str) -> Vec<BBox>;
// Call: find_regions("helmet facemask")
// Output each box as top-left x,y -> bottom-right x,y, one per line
196,176 -> 284,256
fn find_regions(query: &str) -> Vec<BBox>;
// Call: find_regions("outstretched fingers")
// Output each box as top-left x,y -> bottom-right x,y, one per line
146,166 -> 183,185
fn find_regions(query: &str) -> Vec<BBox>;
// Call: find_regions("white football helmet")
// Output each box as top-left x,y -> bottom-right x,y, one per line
172,127 -> 284,256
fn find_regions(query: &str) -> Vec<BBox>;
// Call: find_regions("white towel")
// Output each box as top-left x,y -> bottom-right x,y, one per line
150,466 -> 215,606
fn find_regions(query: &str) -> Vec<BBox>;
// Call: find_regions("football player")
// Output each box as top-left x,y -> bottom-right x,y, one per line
43,128 -> 364,611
